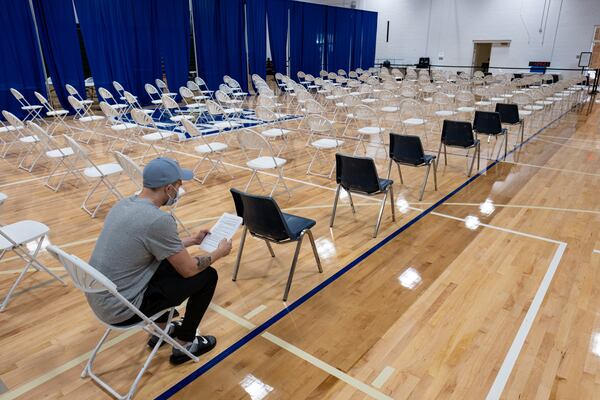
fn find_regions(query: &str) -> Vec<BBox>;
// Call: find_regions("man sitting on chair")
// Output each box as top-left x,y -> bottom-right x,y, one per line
87,157 -> 232,365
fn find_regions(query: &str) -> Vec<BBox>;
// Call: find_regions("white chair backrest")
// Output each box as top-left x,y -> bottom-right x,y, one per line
113,151 -> 142,189
179,86 -> 195,100
195,76 -> 207,88
156,79 -> 167,90
123,91 -> 138,105
99,101 -> 120,119
113,81 -> 125,93
34,91 -> 50,107
68,96 -> 85,113
254,106 -> 277,122
65,84 -> 79,97
27,122 -> 53,150
187,81 -> 201,92
10,88 -> 25,101
130,108 -> 154,127
145,83 -> 159,96
64,135 -> 92,167
353,104 -> 377,120
214,90 -> 231,104
98,87 -> 114,101
2,111 -> 25,129
206,99 -> 224,116
237,128 -> 275,154
161,94 -> 178,109
303,99 -> 324,114
305,114 -> 333,133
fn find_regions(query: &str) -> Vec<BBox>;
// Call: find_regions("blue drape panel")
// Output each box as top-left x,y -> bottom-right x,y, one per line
247,0 -> 267,80
350,10 -> 363,70
192,0 -> 248,91
326,7 -> 353,73
155,0 -> 190,95
33,0 -> 85,112
290,2 -> 327,78
266,0 -> 288,75
360,11 -> 377,69
74,0 -> 161,104
0,0 -> 46,119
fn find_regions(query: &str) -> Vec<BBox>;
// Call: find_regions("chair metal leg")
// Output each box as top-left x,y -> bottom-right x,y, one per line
397,163 -> 403,184
283,235 -> 304,301
306,230 -> 322,273
373,191 -> 388,238
389,185 -> 396,222
419,163 -> 431,201
330,184 -> 341,227
265,240 -> 275,257
386,159 -> 393,179
433,159 -> 438,190
346,190 -> 356,214
232,226 -> 247,281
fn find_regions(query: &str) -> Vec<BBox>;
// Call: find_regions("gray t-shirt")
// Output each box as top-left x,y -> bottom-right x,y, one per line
86,196 -> 184,324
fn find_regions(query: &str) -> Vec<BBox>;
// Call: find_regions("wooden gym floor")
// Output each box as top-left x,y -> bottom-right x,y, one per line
0,101 -> 598,399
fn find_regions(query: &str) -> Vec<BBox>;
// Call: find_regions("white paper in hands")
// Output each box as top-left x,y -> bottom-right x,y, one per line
199,213 -> 243,252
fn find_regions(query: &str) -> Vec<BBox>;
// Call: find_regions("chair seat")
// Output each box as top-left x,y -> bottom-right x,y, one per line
378,178 -> 393,191
358,127 -> 384,135
361,98 -> 377,104
83,163 -> 123,178
195,142 -> 228,154
151,99 -> 163,105
112,104 -> 128,109
247,156 -> 286,170
335,102 -> 347,107
193,95 -> 209,100
536,100 -> 553,105
457,106 -> 475,112
22,105 -> 43,110
381,106 -> 399,112
20,135 -> 38,143
232,92 -> 248,96
170,115 -> 193,122
46,147 -> 74,158
79,115 -> 105,122
518,110 -> 533,116
282,213 -> 316,240
423,97 -> 433,102
402,118 -> 425,125
435,110 -> 456,117
47,110 -> 68,116
212,121 -> 241,129
0,220 -> 49,250
490,97 -> 504,102
524,104 -> 544,111
0,125 -> 22,133
475,101 -> 491,106
142,131 -> 175,141
261,128 -> 290,138
312,138 -> 344,149
185,103 -> 204,108
111,122 -> 137,131
224,108 -> 243,114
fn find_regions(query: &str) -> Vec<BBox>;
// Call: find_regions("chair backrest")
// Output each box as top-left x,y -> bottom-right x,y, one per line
2,110 -> 25,130
47,245 -> 116,293
156,78 -> 168,91
236,128 -> 274,154
145,83 -> 159,96
389,133 -> 426,165
34,91 -> 51,109
229,188 -> 291,241
214,90 -> 231,104
64,134 -> 91,164
254,106 -> 277,122
187,81 -> 201,92
114,151 -> 142,189
123,91 -> 138,106
303,99 -> 324,115
180,118 -> 203,139
473,111 -> 503,135
113,81 -> 125,93
195,76 -> 208,89
130,108 -> 154,127
161,94 -> 178,110
65,84 -> 79,97
98,87 -> 114,101
99,101 -> 121,120
494,103 -> 520,124
441,120 -> 476,147
179,86 -> 195,101
27,122 -> 54,151
305,114 -> 333,134
335,153 -> 381,194
10,88 -> 25,101
68,95 -> 86,115
205,99 -> 225,116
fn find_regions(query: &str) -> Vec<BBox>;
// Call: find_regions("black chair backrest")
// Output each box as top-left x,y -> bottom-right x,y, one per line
441,120 -> 476,148
495,103 -> 520,124
389,133 -> 426,165
473,111 -> 503,135
229,189 -> 290,241
335,153 -> 381,194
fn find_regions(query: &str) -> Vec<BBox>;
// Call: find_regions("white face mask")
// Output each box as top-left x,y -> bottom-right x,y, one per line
165,185 -> 179,207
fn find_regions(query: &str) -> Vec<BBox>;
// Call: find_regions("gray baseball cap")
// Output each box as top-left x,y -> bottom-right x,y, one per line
142,157 -> 193,188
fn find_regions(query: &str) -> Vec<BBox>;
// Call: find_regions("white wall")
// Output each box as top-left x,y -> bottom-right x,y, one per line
361,0 -> 600,73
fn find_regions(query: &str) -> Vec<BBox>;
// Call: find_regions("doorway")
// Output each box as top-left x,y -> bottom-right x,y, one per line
472,43 -> 492,73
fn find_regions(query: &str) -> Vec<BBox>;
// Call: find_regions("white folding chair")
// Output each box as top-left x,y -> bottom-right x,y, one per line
130,108 -> 177,163
46,245 -> 198,400
113,151 -> 191,235
112,81 -> 128,101
66,84 -> 94,112
254,106 -> 291,156
180,119 -> 231,184
351,105 -> 387,158
194,76 -> 214,98
2,110 -> 43,172
0,219 -> 66,312
179,86 -> 206,111
67,96 -> 105,144
304,114 -> 344,178
64,135 -> 124,218
155,78 -> 177,97
28,122 -> 84,191
236,128 -> 291,197
98,87 -> 128,116
144,83 -> 167,118
186,81 -> 210,101
10,88 -> 44,122
99,102 -> 138,153
34,91 -> 71,134
0,116 -> 25,159
161,94 -> 195,124
215,89 -> 244,118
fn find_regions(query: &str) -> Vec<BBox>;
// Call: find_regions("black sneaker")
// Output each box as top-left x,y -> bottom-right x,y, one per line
169,335 -> 217,365
147,320 -> 182,349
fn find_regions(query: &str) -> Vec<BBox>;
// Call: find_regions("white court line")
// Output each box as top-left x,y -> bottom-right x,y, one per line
593,249 -> 600,254
503,160 -> 600,178
0,330 -> 136,400
0,267 -> 63,275
243,304 -> 267,320
485,242 -> 567,400
428,202 -> 600,215
371,366 -> 396,389
209,303 -> 393,400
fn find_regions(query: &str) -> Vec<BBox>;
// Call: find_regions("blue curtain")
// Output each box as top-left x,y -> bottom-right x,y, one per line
325,7 -> 353,73
290,2 -> 327,78
350,10 -> 363,70
360,11 -> 377,69
247,0 -> 266,80
33,0 -> 85,112
74,0 -> 161,104
192,0 -> 248,91
0,0 -> 46,119
266,0 -> 288,75
154,0 -> 190,96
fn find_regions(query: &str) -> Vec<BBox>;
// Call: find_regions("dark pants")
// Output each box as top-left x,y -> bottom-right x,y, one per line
116,259 -> 218,342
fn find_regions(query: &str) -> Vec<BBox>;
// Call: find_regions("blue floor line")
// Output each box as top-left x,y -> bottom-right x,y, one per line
155,108 -> 572,399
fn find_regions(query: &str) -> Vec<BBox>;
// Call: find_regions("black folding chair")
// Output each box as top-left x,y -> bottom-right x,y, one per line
330,153 -> 395,238
230,189 -> 322,301
473,110 -> 508,160
437,120 -> 481,177
495,103 -> 524,147
387,133 -> 437,201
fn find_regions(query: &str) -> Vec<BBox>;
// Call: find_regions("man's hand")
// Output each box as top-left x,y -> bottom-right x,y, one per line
210,239 -> 233,262
183,229 -> 211,247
